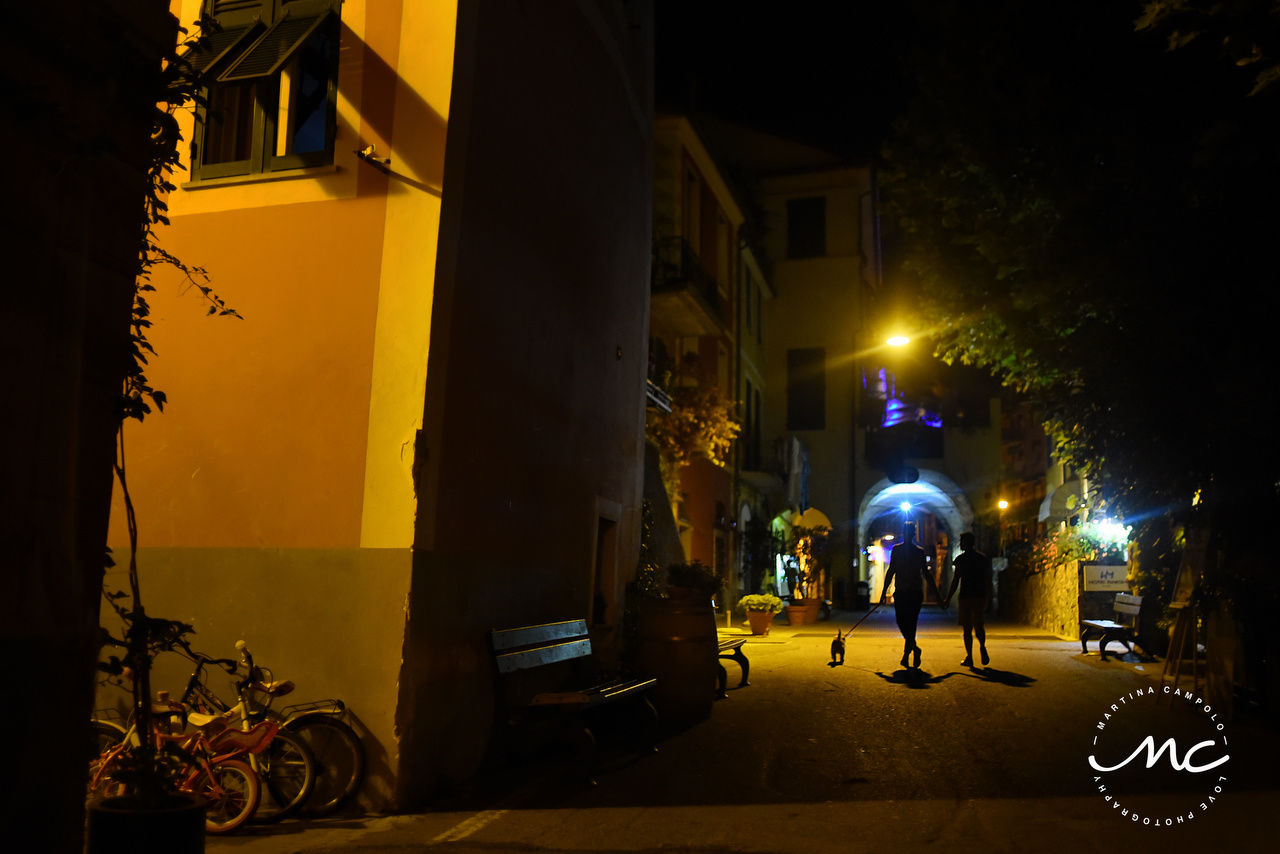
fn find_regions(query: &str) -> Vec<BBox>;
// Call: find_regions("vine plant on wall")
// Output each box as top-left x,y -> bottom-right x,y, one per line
99,15 -> 243,802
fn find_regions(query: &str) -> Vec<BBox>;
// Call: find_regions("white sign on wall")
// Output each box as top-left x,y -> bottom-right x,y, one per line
1083,563 -> 1128,592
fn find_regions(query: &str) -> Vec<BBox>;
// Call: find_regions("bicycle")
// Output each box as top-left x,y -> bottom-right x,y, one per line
88,701 -> 274,833
172,640 -> 317,822
182,640 -> 365,817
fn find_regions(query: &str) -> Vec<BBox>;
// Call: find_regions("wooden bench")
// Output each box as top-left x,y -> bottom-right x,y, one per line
716,638 -> 751,699
490,619 -> 658,781
1080,593 -> 1146,661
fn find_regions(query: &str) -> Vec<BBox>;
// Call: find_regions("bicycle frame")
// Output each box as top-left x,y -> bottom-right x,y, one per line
89,713 -> 276,798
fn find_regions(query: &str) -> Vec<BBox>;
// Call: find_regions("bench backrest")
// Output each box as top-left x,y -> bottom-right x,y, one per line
491,620 -> 593,674
1114,593 -> 1142,619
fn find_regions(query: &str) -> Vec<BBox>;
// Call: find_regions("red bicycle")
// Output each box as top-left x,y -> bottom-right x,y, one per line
89,706 -> 278,833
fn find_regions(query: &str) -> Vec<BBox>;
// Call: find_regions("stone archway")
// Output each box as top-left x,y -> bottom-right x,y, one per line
857,470 -> 975,562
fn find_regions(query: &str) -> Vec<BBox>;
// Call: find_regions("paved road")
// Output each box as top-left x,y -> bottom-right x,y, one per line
209,607 -> 1279,853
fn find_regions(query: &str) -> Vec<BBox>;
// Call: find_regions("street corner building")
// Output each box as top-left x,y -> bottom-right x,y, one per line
101,0 -> 656,809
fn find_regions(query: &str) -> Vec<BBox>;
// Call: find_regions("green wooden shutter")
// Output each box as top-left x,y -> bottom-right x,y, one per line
217,9 -> 333,83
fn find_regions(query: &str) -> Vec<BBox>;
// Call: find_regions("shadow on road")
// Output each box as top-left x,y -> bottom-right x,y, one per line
958,666 -> 1036,687
872,669 -> 957,688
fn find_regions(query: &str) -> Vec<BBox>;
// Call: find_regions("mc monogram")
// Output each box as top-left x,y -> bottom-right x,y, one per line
1089,735 -> 1229,774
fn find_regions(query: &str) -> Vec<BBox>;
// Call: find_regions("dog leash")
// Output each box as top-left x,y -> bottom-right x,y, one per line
842,601 -> 883,635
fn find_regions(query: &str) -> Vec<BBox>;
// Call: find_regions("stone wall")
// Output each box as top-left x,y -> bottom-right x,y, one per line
1001,560 -> 1082,638
1002,560 -> 1132,638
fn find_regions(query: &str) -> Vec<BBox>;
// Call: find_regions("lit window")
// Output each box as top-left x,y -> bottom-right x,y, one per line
184,0 -> 339,179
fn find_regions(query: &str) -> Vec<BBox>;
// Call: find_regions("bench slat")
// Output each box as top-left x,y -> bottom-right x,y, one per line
495,638 -> 593,673
491,620 -> 589,652
530,677 -> 657,706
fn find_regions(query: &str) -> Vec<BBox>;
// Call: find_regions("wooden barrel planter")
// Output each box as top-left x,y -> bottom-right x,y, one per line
86,793 -> 206,854
636,598 -> 718,730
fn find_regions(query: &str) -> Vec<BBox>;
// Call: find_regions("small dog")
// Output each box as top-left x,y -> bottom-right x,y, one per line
831,629 -> 846,665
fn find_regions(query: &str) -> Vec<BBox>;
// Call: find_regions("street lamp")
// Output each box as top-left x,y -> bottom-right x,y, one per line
887,335 -> 910,347
996,498 -> 1008,556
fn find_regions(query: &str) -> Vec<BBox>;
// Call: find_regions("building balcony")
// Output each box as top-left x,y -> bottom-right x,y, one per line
651,236 -> 726,336
646,379 -> 672,413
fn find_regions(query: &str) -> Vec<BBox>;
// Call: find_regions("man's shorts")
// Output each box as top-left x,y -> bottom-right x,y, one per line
957,597 -> 986,630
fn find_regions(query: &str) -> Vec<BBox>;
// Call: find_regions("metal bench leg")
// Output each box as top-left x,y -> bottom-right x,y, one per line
1099,631 -> 1126,662
716,663 -> 728,699
565,718 -> 599,785
730,647 -> 750,687
640,695 -> 659,753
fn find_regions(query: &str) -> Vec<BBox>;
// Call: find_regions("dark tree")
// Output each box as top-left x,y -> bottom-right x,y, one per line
881,0 -> 1280,689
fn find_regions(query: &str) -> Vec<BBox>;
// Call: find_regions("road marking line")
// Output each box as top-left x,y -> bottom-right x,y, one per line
432,809 -> 509,843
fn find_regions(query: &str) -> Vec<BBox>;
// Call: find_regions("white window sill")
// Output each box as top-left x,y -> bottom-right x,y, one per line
180,163 -> 339,191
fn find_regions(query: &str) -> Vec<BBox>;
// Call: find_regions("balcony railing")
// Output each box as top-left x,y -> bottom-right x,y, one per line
651,237 -> 725,333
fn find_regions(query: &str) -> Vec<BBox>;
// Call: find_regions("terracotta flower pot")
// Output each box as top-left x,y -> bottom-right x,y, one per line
784,605 -> 807,626
745,609 -> 774,635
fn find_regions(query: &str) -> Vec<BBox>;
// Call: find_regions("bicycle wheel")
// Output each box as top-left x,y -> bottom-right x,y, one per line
190,758 -> 260,833
253,728 -> 316,823
87,721 -> 126,799
287,715 -> 366,817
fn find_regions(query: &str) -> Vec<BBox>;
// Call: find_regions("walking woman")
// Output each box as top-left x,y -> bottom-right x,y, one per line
880,521 -> 943,669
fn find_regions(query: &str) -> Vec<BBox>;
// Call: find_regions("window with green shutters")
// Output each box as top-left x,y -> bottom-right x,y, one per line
183,0 -> 339,179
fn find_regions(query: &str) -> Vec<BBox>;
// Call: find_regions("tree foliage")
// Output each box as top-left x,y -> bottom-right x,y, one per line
881,0 -> 1280,527
646,385 -> 741,499
123,19 -> 241,423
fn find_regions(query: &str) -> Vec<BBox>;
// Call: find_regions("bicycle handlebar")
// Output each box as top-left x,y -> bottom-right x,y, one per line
174,636 -> 238,673
235,640 -> 254,672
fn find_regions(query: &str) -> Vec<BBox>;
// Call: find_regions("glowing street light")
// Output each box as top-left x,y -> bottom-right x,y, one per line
997,499 -> 1009,510
899,501 -> 912,513
887,335 -> 910,347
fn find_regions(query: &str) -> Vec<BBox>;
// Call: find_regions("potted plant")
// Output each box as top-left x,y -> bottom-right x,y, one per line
89,573 -> 207,851
665,560 -> 725,603
635,561 -> 724,729
790,525 -> 832,623
736,594 -> 784,635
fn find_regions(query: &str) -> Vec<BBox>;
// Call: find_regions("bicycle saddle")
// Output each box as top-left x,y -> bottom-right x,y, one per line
187,711 -> 229,733
251,679 -> 295,697
208,720 -> 279,754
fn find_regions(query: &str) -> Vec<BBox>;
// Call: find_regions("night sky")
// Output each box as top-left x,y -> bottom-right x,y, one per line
654,1 -> 916,160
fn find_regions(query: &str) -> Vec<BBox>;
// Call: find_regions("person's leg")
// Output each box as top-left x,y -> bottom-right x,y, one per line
958,600 -> 976,665
895,603 -> 914,666
902,598 -> 924,667
976,616 -> 988,664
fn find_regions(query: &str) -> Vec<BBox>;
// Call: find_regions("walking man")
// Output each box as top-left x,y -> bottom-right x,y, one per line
943,532 -> 993,667
880,521 -> 943,669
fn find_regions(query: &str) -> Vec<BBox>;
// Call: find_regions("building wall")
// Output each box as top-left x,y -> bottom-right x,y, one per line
102,0 -> 446,810
760,169 -> 870,539
102,0 -> 653,809
398,0 -> 654,806
649,116 -> 742,569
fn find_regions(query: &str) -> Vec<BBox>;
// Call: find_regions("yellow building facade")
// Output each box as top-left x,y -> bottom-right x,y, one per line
105,0 -> 654,808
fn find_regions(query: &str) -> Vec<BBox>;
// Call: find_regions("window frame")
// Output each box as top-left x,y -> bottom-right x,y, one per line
186,0 -> 340,181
